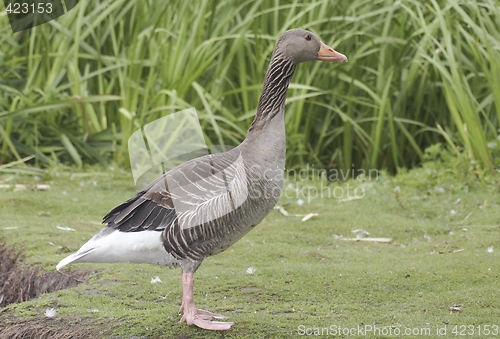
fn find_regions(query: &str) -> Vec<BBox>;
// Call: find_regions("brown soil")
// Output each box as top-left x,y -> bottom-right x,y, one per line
0,313 -> 111,339
0,241 -> 111,338
0,241 -> 87,307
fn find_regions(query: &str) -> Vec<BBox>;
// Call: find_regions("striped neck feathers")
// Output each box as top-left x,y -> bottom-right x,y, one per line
248,51 -> 296,132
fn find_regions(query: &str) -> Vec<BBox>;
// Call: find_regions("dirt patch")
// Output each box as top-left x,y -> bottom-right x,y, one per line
0,313 -> 111,339
0,241 -> 87,307
0,241 -> 111,338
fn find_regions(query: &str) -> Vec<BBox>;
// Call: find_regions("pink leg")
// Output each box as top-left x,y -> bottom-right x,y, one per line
178,271 -> 234,330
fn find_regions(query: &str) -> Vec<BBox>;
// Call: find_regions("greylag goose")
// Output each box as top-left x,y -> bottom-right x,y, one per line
57,29 -> 347,331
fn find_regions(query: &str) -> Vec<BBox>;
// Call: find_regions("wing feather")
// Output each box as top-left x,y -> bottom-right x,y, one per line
103,148 -> 248,260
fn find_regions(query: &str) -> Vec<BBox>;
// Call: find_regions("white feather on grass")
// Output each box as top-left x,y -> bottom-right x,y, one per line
45,308 -> 57,318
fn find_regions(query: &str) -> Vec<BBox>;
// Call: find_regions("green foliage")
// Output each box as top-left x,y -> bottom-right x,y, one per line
394,143 -> 500,194
1,0 -> 499,174
1,167 -> 499,337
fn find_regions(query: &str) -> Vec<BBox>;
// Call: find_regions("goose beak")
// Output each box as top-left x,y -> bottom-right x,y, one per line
318,41 -> 348,63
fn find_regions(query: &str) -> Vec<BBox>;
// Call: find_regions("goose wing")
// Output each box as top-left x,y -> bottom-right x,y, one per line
103,148 -> 248,260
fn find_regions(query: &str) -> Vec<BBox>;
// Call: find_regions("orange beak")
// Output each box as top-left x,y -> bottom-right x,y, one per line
317,41 -> 348,63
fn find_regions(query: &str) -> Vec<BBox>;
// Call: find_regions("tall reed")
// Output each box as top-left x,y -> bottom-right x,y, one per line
1,0 -> 498,175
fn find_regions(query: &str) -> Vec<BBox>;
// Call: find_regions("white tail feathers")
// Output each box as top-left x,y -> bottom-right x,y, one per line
55,228 -> 178,270
56,249 -> 95,271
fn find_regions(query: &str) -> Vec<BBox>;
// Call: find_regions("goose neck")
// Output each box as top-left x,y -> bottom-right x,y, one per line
248,52 -> 296,133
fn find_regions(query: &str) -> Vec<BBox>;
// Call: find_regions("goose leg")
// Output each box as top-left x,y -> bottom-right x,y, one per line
178,271 -> 234,330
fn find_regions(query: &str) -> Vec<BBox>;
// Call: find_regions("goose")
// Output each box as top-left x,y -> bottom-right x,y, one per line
56,29 -> 347,331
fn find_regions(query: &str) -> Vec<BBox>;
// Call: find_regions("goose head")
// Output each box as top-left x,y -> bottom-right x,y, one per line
276,29 -> 347,64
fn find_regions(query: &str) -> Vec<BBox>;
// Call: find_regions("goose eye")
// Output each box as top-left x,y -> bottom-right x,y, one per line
305,34 -> 312,41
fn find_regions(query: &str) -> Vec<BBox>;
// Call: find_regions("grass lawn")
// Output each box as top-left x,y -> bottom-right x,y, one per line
0,165 -> 499,338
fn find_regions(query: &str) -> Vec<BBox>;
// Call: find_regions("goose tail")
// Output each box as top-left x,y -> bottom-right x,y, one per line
56,227 -> 178,271
56,248 -> 95,271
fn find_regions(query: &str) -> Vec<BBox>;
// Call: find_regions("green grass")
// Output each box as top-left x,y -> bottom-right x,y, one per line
1,162 -> 498,338
1,0 -> 499,175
